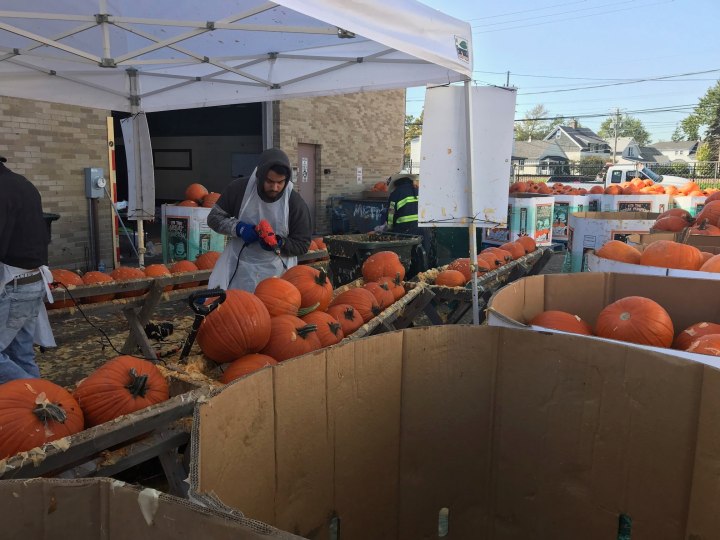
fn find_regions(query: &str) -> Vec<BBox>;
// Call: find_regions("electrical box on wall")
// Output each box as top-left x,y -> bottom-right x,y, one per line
84,167 -> 106,198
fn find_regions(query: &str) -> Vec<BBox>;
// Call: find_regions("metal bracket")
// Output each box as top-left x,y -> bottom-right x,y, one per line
94,13 -> 110,24
268,52 -> 278,60
99,57 -> 116,68
206,21 -> 216,30
337,28 -> 355,39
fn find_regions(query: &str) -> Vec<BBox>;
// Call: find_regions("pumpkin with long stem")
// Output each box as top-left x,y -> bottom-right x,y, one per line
74,356 -> 169,427
260,315 -> 322,361
0,379 -> 84,459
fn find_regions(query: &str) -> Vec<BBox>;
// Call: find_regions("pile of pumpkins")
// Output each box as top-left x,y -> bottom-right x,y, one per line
48,252 -> 221,308
510,179 -> 720,197
593,200 -> 720,273
432,235 -> 537,287
528,297 -> 720,358
0,355 -> 171,460
197,251 -> 408,385
176,183 -> 221,208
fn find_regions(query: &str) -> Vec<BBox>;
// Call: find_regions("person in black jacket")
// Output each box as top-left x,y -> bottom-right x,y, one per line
206,148 -> 311,292
386,173 -> 420,233
0,156 -> 55,383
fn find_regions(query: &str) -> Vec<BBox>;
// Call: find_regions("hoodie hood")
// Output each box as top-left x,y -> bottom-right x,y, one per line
255,148 -> 292,202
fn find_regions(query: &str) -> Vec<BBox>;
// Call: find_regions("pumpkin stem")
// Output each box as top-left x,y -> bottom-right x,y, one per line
620,312 -> 631,321
342,306 -> 356,321
297,302 -> 321,317
393,272 -> 402,286
33,402 -> 67,424
316,269 -> 329,286
372,304 -> 383,316
697,218 -> 710,230
297,324 -> 318,339
378,282 -> 390,291
125,368 -> 149,398
328,321 -> 342,336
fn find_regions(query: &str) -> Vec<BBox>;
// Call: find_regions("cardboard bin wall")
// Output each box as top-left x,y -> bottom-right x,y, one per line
189,325 -> 720,539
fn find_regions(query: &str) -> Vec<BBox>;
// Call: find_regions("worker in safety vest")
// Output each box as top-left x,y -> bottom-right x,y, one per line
385,173 -> 420,234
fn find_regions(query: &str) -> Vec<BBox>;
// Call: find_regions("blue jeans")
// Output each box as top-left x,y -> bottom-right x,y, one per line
0,279 -> 44,383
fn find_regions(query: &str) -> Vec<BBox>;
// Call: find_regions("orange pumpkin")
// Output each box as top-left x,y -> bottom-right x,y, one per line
705,191 -> 720,205
695,201 -> 720,227
49,269 -> 84,309
686,334 -> 720,357
447,258 -> 491,281
700,254 -> 720,273
673,322 -> 720,351
196,290 -> 272,363
220,354 -> 277,384
330,288 -> 380,323
478,252 -> 503,269
499,241 -> 526,260
81,271 -> 115,303
144,263 -> 172,292
0,379 -> 84,459
361,251 -> 406,282
482,247 -> 513,263
260,315 -> 322,361
73,356 -> 169,427
639,241 -> 704,271
201,192 -> 221,208
376,275 -> 406,301
327,304 -> 364,336
595,240 -> 641,265
434,269 -> 467,287
281,266 -> 333,312
594,296 -> 674,348
691,219 -> 720,236
301,311 -> 345,347
110,266 -> 148,298
528,310 -> 593,335
185,183 -> 208,203
194,251 -> 220,270
371,181 -> 388,192
169,260 -> 200,289
254,277 -> 302,316
515,235 -> 537,253
656,208 -> 693,222
176,200 -> 199,207
363,281 -> 395,310
652,215 -> 692,233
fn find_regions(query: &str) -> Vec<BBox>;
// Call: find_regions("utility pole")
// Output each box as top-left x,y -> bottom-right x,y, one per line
506,71 -> 510,87
613,108 -> 621,164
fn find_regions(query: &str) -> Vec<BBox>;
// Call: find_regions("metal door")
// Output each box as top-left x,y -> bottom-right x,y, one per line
296,143 -> 317,230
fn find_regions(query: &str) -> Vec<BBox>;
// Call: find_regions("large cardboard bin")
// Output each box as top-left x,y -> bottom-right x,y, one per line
189,325 -> 720,539
487,272 -> 720,366
0,477 -> 298,539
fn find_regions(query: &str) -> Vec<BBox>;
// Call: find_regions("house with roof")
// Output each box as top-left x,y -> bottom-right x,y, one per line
608,138 -> 667,164
511,139 -> 570,175
543,122 -> 611,162
650,140 -> 700,163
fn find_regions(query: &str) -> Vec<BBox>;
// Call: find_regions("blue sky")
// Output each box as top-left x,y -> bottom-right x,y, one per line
408,0 -> 720,142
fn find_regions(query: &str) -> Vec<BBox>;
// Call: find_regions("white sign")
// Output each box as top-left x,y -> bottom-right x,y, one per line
356,167 -> 363,184
418,85 -> 516,228
301,157 -> 309,183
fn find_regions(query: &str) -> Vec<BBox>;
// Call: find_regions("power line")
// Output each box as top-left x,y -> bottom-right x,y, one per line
467,0 -> 589,21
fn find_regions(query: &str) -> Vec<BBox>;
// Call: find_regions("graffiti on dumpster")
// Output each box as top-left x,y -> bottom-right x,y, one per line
353,203 -> 385,221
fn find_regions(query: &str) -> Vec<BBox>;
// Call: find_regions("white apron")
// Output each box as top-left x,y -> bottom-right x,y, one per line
208,171 -> 297,292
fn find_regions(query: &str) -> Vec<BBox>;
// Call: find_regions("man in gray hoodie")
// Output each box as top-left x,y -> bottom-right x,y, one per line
206,148 -> 311,292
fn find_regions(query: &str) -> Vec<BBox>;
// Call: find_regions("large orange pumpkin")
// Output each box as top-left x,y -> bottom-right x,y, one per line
595,240 -> 641,265
528,310 -> 593,335
281,266 -> 333,312
49,269 -> 84,309
260,315 -> 322,361
110,266 -> 148,298
376,275 -> 405,301
73,356 -> 169,427
674,322 -> 720,351
254,277 -> 302,316
220,354 -> 277,384
515,235 -> 537,254
639,241 -> 704,271
301,311 -> 345,347
482,247 -> 513,263
196,290 -> 271,363
81,271 -> 115,303
434,269 -> 467,287
201,192 -> 221,208
652,215 -> 692,233
0,378 -> 84,459
363,281 -> 395,310
691,219 -> 720,236
656,208 -> 693,222
595,296 -> 674,348
361,251 -> 406,282
194,251 -> 220,270
498,241 -> 526,260
686,334 -> 720,357
695,200 -> 720,227
185,183 -> 209,203
144,263 -> 172,292
330,288 -> 380,323
700,254 -> 720,273
705,191 -> 720,205
169,260 -> 200,289
448,257 -> 491,280
327,304 -> 364,336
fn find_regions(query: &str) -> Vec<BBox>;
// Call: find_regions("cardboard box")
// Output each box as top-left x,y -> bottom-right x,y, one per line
566,211 -> 659,272
600,194 -> 671,213
160,205 -> 226,264
483,195 -> 554,246
673,195 -> 707,216
188,324 -> 720,539
552,194 -> 588,240
487,272 -> 720,367
0,477 -> 299,539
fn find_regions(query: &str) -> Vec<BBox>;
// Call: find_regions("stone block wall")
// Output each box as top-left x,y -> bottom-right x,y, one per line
0,96 -> 112,271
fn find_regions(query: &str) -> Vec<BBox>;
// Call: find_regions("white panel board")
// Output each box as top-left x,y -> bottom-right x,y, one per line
419,86 -> 516,228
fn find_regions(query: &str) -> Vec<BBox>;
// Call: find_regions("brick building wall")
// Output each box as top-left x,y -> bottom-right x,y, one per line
276,90 -> 405,232
0,96 -> 112,271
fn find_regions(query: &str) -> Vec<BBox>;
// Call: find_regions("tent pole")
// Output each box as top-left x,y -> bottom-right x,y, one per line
464,80 -> 480,325
128,69 -> 147,268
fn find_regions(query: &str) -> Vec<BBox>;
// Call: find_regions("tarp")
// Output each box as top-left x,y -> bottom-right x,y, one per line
120,113 -> 155,220
0,0 -> 472,113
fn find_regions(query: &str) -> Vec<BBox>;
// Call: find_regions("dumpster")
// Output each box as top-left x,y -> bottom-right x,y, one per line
42,212 -> 60,242
323,232 -> 424,287
336,197 -> 389,233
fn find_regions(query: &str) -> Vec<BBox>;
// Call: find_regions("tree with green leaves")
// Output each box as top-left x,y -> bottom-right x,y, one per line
514,105 -> 568,141
404,112 -> 423,162
597,114 -> 650,145
674,80 -> 720,146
